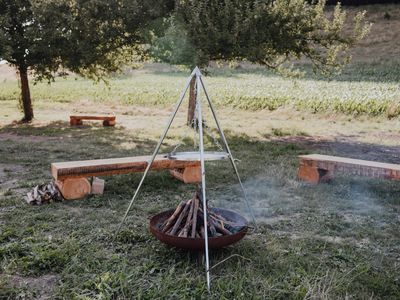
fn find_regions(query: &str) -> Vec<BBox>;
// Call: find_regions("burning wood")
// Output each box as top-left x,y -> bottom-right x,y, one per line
160,191 -> 244,238
25,181 -> 63,205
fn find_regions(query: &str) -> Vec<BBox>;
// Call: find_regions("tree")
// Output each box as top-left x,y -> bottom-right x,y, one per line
171,0 -> 369,123
0,0 -> 171,122
176,0 -> 369,73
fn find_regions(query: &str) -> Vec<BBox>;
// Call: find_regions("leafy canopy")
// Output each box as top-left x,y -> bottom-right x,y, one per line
0,0 -> 171,80
168,0 -> 369,74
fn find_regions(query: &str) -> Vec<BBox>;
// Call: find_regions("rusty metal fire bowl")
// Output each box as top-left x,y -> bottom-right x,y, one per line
149,208 -> 248,251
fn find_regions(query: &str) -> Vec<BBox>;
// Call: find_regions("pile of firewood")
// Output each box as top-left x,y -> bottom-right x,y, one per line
160,191 -> 243,238
25,181 -> 63,205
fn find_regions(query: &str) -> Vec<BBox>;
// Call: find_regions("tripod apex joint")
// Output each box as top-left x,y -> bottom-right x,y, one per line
192,66 -> 202,77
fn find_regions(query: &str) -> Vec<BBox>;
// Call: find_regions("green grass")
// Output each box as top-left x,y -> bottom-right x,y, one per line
1,62 -> 400,117
0,119 -> 399,299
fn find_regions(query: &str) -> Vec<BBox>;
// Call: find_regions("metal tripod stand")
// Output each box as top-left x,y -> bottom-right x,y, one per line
116,67 -> 257,292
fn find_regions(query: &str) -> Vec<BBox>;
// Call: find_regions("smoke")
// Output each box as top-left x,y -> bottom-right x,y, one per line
207,175 -> 389,226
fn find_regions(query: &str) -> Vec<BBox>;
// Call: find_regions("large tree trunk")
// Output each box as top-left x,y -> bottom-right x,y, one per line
18,67 -> 34,122
187,75 -> 196,126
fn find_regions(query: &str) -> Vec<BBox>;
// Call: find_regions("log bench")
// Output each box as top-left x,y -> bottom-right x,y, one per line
51,155 -> 201,200
298,154 -> 400,184
70,115 -> 116,126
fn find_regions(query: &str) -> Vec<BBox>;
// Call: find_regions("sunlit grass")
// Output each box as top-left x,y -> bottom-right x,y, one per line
1,62 -> 400,117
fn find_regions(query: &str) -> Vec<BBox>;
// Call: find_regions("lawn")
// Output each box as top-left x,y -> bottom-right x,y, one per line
1,5 -> 400,297
1,60 -> 400,299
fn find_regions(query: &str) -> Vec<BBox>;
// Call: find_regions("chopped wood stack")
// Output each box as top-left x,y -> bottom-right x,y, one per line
25,181 -> 63,205
160,191 -> 244,238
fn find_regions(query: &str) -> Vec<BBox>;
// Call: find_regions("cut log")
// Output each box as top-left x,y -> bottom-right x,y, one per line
200,225 -> 205,238
162,201 -> 185,232
25,181 -> 63,205
213,219 -> 232,235
191,196 -> 199,238
169,200 -> 192,236
180,195 -> 196,237
208,216 -> 217,236
56,178 -> 91,200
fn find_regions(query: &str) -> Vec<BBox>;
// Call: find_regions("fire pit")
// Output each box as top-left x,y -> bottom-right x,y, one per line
149,207 -> 248,250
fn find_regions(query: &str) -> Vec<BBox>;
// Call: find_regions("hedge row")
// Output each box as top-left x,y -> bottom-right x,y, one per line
325,0 -> 398,5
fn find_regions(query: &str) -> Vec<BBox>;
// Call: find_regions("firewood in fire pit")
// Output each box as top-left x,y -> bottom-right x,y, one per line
191,196 -> 199,238
162,201 -> 185,233
160,190 -> 244,238
179,193 -> 196,237
169,199 -> 192,235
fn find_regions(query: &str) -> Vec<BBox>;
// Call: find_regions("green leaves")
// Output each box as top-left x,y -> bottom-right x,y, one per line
0,0 -> 171,82
175,0 -> 370,75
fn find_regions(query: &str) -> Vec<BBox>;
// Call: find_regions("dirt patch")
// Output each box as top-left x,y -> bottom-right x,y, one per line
0,164 -> 25,191
4,274 -> 59,300
0,133 -> 59,143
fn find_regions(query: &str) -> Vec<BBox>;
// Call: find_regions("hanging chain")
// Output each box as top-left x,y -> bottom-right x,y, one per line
170,123 -> 194,154
204,122 -> 224,151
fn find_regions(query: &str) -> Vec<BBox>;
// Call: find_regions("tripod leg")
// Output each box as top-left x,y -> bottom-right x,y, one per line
199,76 -> 257,229
115,72 -> 195,236
195,72 -> 211,293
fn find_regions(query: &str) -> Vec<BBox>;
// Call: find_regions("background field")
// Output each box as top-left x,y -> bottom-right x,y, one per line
1,4 -> 400,300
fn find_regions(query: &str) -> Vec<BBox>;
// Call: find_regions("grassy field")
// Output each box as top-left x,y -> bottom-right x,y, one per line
1,73 -> 400,299
1,62 -> 400,118
1,4 -> 400,300
1,112 -> 400,299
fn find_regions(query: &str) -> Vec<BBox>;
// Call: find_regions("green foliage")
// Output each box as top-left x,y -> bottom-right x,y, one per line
176,0 -> 370,74
0,0 -> 169,81
149,17 -> 198,68
0,0 -> 171,121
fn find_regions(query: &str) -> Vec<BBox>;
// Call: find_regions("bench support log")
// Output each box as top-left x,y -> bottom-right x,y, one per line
56,178 -> 91,200
170,166 -> 201,184
70,118 -> 83,126
298,164 -> 332,184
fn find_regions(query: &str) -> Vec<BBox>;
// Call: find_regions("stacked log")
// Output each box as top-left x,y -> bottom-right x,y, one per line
160,191 -> 244,238
25,181 -> 63,205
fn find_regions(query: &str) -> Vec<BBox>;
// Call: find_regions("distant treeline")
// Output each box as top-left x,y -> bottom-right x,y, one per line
324,0 -> 399,5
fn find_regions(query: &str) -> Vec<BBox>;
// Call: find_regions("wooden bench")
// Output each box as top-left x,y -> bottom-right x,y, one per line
298,154 -> 400,184
52,155 -> 201,200
70,115 -> 116,126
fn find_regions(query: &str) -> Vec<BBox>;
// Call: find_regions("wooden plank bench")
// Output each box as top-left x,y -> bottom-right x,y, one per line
298,154 -> 400,184
70,115 -> 116,126
52,155 -> 201,200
